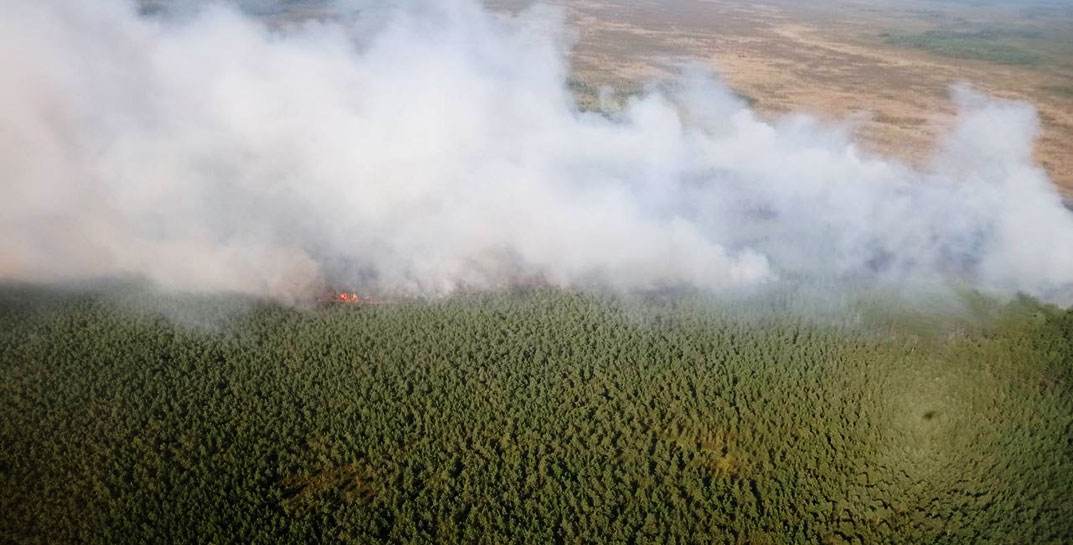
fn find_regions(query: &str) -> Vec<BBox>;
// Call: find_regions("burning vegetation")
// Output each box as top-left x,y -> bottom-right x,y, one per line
320,290 -> 384,306
333,291 -> 362,304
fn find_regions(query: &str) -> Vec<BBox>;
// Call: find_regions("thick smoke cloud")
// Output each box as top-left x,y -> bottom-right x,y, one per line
2,0 -> 1072,303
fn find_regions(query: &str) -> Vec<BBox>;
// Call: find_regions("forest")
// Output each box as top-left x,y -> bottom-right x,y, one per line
1,283 -> 1071,544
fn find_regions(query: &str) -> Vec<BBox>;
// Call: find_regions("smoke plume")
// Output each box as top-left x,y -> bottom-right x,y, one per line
2,0 -> 1072,303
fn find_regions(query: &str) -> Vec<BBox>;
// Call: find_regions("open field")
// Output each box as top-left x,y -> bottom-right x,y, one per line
488,0 -> 1073,196
2,284 -> 1072,544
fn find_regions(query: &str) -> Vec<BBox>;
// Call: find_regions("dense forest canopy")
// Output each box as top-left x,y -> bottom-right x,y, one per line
1,284 -> 1071,544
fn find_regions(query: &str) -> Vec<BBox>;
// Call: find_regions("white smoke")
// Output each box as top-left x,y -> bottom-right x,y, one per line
1,0 -> 1071,303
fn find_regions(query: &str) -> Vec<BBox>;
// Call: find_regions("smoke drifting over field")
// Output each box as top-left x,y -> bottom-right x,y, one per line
2,0 -> 1072,303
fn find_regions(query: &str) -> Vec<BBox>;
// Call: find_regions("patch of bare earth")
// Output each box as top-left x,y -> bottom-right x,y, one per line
488,0 -> 1073,197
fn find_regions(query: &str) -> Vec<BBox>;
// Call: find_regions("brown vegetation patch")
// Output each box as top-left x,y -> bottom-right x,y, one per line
488,0 -> 1073,196
281,462 -> 378,514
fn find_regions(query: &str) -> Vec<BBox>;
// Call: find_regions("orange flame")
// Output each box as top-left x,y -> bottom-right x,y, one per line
335,292 -> 362,304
